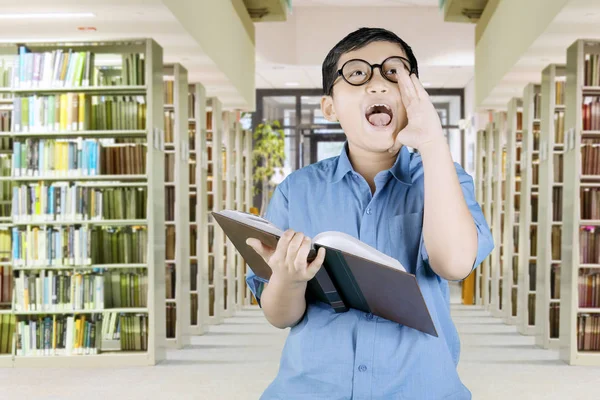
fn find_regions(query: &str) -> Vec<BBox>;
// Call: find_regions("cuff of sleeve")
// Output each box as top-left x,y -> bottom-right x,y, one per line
472,221 -> 494,270
245,273 -> 269,307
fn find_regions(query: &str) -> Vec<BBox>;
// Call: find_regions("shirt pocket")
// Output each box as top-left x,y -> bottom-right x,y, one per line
386,211 -> 423,274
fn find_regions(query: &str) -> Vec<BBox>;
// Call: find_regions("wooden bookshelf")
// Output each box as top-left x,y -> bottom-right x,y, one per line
206,98 -> 224,325
0,39 -> 166,367
560,39 -> 600,365
490,112 -> 507,317
518,83 -> 541,336
188,83 -> 209,335
163,64 -> 190,349
536,64 -> 565,349
503,98 -> 523,325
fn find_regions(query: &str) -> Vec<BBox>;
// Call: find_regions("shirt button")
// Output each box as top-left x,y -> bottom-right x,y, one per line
366,208 -> 372,215
365,313 -> 373,320
358,365 -> 367,372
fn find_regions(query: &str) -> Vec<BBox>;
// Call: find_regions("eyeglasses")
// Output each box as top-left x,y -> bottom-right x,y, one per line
332,56 -> 414,91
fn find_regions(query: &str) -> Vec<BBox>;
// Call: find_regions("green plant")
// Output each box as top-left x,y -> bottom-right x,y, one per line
252,119 -> 285,216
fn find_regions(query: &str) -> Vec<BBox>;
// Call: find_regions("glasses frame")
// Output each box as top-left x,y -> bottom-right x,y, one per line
332,56 -> 415,92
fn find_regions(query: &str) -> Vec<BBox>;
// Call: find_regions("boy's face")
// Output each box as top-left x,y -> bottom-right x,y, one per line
321,41 -> 410,154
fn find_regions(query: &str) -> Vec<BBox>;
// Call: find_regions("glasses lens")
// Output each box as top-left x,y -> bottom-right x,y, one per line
382,57 -> 412,82
342,60 -> 372,85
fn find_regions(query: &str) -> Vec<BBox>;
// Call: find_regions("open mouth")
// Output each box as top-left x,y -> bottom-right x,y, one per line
365,103 -> 393,127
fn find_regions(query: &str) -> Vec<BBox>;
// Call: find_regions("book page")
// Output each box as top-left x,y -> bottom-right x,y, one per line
314,231 -> 406,272
217,210 -> 284,237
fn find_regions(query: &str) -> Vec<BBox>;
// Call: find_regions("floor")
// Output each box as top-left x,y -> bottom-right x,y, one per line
0,287 -> 599,399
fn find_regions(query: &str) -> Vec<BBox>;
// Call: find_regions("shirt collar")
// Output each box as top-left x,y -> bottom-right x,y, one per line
330,141 -> 412,186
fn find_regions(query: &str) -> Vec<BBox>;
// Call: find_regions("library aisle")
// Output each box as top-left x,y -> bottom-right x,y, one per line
0,299 -> 599,399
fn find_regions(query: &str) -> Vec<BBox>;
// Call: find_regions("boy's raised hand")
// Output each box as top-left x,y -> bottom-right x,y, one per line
246,229 -> 326,286
388,67 -> 446,154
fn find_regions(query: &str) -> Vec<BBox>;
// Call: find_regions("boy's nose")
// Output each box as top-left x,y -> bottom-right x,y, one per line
366,69 -> 388,93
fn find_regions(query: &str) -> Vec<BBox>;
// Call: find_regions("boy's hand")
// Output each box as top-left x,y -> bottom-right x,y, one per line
246,229 -> 326,286
388,67 -> 446,154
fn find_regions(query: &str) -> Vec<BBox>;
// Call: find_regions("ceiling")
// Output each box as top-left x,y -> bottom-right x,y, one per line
292,0 -> 438,6
255,4 -> 476,90
479,0 -> 600,109
0,0 -> 246,109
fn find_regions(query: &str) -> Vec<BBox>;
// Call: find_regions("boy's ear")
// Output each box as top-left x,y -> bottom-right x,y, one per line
321,95 -> 338,122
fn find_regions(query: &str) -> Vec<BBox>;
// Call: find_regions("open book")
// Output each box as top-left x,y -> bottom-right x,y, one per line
212,209 -> 437,337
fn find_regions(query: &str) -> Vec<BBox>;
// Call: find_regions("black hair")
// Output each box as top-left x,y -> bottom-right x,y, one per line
322,27 -> 419,96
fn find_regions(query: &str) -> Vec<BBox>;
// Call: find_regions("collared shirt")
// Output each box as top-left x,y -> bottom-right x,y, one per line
246,143 -> 493,400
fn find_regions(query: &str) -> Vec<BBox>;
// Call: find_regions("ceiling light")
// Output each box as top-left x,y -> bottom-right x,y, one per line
422,82 -> 432,87
0,12 -> 95,19
285,82 -> 300,86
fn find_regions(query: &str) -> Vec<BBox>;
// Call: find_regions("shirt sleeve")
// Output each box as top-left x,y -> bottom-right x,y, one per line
421,162 -> 494,275
245,179 -> 290,305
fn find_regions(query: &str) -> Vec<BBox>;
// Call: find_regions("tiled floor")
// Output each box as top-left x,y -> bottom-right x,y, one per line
1,297 -> 599,399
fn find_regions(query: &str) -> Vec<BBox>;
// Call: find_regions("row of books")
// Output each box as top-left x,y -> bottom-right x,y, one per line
10,50 -> 144,89
11,185 -> 147,222
0,314 -> 15,354
581,100 -> 600,131
580,228 -> 599,264
11,226 -> 148,266
528,293 -> 536,326
12,226 -> 92,267
581,187 -> 600,219
12,95 -> 147,133
579,270 -> 600,307
582,139 -> 600,175
13,270 -> 147,312
0,266 -> 12,305
164,81 -> 174,106
190,293 -> 199,326
584,53 -> 600,87
577,314 -> 600,351
533,92 -> 542,120
553,154 -> 564,182
165,153 -> 174,182
164,110 -> 175,144
552,226 -> 562,261
555,80 -> 565,106
15,48 -> 95,90
14,271 -> 105,312
165,187 -> 175,222
166,265 -> 176,300
16,314 -> 99,356
13,139 -> 146,177
549,303 -> 560,339
550,264 -> 561,299
552,187 -> 563,221
166,303 -> 176,339
554,111 -> 564,144
13,139 -> 100,177
13,311 -> 149,356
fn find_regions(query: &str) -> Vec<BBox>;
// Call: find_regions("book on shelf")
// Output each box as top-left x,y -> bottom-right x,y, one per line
581,139 -> 600,175
212,209 -> 438,337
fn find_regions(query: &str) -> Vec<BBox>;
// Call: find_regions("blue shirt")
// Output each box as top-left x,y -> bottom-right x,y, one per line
246,143 -> 493,400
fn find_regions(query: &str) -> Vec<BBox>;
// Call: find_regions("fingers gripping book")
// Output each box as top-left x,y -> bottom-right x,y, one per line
212,209 -> 437,337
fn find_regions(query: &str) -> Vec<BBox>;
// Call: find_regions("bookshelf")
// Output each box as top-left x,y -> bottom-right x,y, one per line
517,83 -> 541,336
536,64 -> 565,349
560,39 -> 600,365
475,128 -> 486,306
234,121 -> 244,310
0,54 -> 15,368
163,64 -> 190,349
206,98 -> 224,325
502,98 -> 523,324
189,83 -> 209,335
0,39 -> 166,367
243,128 -> 254,305
483,123 -> 494,309
490,112 -> 506,317
222,112 -> 236,318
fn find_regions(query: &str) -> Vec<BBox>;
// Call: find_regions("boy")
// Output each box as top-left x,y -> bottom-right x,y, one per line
245,27 -> 494,400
